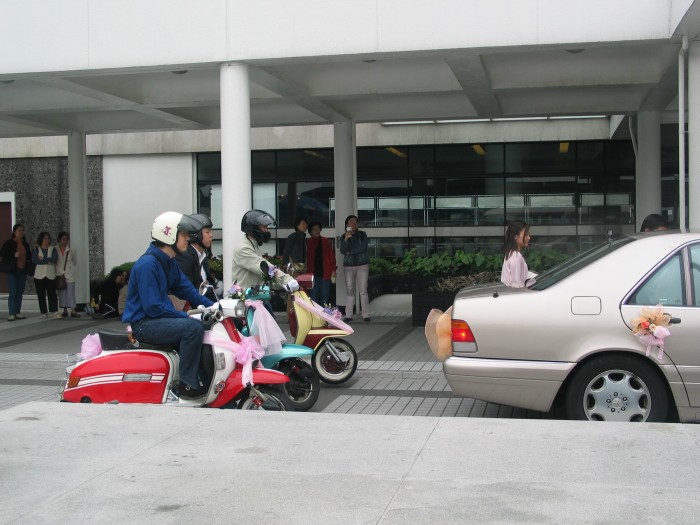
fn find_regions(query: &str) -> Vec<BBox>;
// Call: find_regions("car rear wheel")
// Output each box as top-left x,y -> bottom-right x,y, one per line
565,355 -> 669,422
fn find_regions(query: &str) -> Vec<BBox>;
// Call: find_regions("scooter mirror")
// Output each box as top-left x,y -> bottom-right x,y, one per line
198,281 -> 212,295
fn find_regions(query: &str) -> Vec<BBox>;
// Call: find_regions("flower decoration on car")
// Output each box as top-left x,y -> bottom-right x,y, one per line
630,305 -> 671,359
227,283 -> 245,301
322,304 -> 343,320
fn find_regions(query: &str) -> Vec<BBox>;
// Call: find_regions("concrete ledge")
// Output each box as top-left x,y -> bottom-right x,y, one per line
2,402 -> 699,523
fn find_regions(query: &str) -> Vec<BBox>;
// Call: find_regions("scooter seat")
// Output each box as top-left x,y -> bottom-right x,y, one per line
98,329 -> 178,352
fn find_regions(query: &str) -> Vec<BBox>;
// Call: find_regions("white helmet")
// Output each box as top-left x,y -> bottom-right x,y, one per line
151,211 -> 184,246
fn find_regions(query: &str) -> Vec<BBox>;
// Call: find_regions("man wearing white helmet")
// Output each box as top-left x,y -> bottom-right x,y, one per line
122,211 -> 215,399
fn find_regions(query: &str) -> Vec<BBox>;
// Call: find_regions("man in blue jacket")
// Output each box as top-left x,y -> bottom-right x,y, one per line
122,211 -> 214,399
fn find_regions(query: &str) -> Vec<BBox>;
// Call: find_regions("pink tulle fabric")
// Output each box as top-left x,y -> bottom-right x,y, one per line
79,333 -> 103,360
245,299 -> 286,355
203,332 -> 264,386
636,326 -> 671,359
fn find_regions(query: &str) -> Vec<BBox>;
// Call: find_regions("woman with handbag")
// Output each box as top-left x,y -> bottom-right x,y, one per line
0,224 -> 31,321
32,231 -> 60,319
56,231 -> 79,318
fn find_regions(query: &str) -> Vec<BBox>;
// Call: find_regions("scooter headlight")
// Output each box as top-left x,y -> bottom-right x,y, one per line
234,300 -> 246,319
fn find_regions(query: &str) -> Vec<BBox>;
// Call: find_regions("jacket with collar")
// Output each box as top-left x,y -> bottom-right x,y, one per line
122,243 -> 213,324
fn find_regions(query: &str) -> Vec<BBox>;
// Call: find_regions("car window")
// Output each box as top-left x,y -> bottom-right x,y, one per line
690,244 -> 700,306
628,252 -> 684,306
529,236 -> 635,291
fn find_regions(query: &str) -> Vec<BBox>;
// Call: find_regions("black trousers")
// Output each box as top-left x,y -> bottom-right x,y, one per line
34,277 -> 58,314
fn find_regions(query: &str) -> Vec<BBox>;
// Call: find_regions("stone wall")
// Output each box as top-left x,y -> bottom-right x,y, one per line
0,156 -> 105,279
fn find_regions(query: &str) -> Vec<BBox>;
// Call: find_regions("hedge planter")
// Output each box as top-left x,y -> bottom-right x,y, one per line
411,290 -> 457,327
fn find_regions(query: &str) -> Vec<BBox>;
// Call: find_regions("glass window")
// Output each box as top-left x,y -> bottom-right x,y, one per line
276,149 -> 333,181
530,236 -> 635,291
435,177 -> 504,226
357,179 -> 409,227
252,151 -> 276,182
434,144 -> 504,177
277,181 -> 333,228
506,142 -> 575,173
253,183 -> 277,221
690,244 -> 700,306
577,142 -> 605,173
358,147 -> 407,179
505,176 -> 576,225
628,253 -> 685,306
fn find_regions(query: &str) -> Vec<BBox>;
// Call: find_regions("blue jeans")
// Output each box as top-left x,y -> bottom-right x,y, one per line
6,269 -> 27,316
310,277 -> 331,305
131,316 -> 205,389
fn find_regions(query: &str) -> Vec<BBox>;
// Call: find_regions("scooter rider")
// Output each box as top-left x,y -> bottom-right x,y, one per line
232,209 -> 300,293
175,213 -> 218,302
122,211 -> 215,399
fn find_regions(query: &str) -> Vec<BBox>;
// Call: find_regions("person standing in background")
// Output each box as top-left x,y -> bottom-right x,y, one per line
339,214 -> 370,322
32,231 -> 60,319
0,224 -> 31,321
281,217 -> 308,272
56,231 -> 79,318
306,221 -> 336,305
500,220 -> 531,288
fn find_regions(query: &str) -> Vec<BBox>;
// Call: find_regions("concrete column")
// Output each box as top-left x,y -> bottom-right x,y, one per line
333,121 -> 357,310
67,132 -> 90,304
220,62 -> 251,284
635,111 -> 661,231
688,44 -> 700,231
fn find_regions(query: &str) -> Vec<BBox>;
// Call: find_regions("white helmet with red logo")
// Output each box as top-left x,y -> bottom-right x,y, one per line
151,211 -> 201,247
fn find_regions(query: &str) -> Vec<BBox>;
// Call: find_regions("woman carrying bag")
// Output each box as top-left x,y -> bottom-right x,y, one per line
32,231 -> 60,319
56,231 -> 79,318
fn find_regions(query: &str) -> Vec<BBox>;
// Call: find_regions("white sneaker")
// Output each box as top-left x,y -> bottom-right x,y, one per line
41,314 -> 47,319
7,315 -> 16,321
53,312 -> 63,320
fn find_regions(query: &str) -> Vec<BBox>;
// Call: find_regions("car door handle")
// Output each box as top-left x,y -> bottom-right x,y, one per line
669,317 -> 682,325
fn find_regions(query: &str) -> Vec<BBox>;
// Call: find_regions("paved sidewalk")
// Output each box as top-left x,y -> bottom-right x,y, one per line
0,294 -> 551,418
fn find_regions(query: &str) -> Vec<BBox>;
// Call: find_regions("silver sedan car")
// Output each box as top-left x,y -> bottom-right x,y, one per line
443,231 -> 700,423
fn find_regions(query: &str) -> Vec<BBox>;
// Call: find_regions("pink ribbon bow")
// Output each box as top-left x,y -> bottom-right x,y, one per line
636,326 -> 670,359
203,332 -> 264,386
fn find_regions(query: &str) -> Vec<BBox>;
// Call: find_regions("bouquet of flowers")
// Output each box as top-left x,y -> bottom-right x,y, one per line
227,283 -> 245,300
322,304 -> 343,320
630,305 -> 671,359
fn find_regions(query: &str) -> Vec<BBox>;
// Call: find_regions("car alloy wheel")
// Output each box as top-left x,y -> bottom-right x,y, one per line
566,355 -> 669,422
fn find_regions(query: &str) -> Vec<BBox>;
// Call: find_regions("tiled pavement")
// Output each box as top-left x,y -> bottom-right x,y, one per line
0,294 -> 555,418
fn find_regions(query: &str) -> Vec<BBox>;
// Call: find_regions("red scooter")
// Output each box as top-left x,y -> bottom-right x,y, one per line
60,300 -> 292,410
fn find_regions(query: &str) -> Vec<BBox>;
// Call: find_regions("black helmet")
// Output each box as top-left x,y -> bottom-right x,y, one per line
241,209 -> 276,245
187,213 -> 213,245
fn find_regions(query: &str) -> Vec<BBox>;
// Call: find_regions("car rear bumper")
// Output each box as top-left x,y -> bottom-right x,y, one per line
443,357 -> 576,413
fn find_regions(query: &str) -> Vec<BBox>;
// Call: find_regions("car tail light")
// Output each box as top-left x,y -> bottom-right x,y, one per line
451,319 -> 478,356
452,320 -> 475,343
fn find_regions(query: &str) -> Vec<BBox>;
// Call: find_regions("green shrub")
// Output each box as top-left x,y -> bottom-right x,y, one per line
369,249 -> 571,278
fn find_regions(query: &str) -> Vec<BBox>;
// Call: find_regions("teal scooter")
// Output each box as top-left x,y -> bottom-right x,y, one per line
238,284 -> 321,412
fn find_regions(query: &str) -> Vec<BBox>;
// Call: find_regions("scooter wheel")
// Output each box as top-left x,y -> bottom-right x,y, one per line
313,339 -> 358,384
239,386 -> 294,411
277,358 -> 320,412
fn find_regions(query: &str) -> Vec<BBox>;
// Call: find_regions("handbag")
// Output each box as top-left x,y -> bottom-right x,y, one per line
56,274 -> 67,290
56,249 -> 68,290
